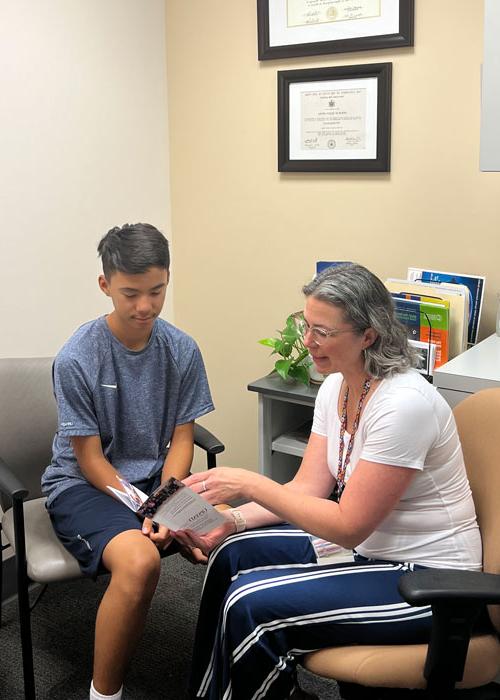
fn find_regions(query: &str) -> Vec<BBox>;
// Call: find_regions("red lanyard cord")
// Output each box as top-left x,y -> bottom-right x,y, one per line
333,378 -> 371,502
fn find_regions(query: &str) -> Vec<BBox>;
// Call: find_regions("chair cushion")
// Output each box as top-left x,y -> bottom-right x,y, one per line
303,635 -> 500,689
2,497 -> 83,583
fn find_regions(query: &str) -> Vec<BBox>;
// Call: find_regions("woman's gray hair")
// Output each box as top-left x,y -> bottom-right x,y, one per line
302,263 -> 419,379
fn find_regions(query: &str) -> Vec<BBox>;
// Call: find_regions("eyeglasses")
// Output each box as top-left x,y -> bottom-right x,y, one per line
295,317 -> 354,346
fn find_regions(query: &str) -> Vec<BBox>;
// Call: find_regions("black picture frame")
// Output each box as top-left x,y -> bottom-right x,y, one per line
278,62 -> 392,172
257,0 -> 414,60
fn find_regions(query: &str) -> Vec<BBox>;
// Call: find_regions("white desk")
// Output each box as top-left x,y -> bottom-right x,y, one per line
434,334 -> 500,407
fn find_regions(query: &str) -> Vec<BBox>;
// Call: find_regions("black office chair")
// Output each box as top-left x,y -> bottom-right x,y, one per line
301,388 -> 500,699
0,356 -> 225,700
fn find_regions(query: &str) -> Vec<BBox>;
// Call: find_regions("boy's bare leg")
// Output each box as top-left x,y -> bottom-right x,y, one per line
93,530 -> 162,695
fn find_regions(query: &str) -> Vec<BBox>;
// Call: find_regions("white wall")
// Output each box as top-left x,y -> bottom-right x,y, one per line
481,0 -> 500,170
0,0 -> 172,358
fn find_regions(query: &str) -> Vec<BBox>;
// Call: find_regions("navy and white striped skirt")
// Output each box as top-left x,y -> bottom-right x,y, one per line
190,525 -> 432,700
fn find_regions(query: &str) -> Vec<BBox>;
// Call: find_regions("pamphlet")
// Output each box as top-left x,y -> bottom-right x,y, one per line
386,279 -> 468,359
108,476 -> 225,534
309,536 -> 349,560
391,295 -> 449,368
407,267 -> 485,346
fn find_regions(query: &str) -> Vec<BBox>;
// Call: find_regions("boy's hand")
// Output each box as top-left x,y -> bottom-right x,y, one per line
142,518 -> 173,550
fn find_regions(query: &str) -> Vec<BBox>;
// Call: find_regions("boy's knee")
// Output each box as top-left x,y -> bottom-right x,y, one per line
130,545 -> 161,580
111,541 -> 161,595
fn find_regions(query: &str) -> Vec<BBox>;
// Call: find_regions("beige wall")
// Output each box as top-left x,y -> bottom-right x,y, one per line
0,0 -> 172,359
1,2 -> 497,473
166,1 -> 499,471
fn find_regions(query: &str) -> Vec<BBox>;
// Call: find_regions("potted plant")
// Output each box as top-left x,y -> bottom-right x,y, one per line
259,312 -> 312,385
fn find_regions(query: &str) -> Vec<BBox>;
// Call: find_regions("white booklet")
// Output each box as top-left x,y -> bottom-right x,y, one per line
108,476 -> 225,534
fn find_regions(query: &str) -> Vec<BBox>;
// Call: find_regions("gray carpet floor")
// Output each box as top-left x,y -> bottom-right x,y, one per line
0,555 -> 340,700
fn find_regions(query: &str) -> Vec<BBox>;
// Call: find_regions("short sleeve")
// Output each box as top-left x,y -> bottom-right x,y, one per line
361,389 -> 439,470
53,355 -> 100,437
311,374 -> 342,438
175,344 -> 214,425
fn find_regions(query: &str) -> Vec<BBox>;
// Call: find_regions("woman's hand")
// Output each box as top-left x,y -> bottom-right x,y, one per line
141,519 -> 173,550
183,466 -> 258,505
173,516 -> 236,558
177,543 -> 208,565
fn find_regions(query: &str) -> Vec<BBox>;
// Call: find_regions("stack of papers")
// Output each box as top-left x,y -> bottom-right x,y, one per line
386,267 -> 486,370
407,268 -> 485,347
386,278 -> 468,365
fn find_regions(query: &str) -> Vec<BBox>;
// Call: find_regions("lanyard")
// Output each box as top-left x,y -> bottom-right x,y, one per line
333,377 -> 371,502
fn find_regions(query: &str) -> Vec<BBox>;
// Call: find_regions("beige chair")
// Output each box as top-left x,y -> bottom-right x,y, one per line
302,388 -> 500,699
0,356 -> 225,700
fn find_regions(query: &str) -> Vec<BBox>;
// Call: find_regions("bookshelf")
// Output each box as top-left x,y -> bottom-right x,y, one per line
248,374 -> 318,483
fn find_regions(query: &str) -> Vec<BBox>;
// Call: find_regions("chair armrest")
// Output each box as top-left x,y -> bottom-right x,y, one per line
0,455 -> 29,501
194,423 -> 225,456
399,569 -> 500,606
399,569 -> 500,693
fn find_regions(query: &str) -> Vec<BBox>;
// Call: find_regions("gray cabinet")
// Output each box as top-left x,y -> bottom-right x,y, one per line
248,374 -> 319,483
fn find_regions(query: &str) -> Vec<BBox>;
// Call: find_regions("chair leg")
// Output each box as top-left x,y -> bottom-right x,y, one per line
12,498 -> 36,699
29,583 -> 48,613
1,522 -> 3,628
17,570 -> 36,699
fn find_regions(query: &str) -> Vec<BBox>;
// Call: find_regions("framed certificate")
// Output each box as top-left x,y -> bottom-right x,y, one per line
257,0 -> 414,60
278,63 -> 392,172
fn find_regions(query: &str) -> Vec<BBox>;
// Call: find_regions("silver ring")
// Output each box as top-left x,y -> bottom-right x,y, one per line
202,480 -> 207,493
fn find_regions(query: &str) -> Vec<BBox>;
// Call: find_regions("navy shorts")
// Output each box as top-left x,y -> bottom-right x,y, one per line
47,474 -> 179,579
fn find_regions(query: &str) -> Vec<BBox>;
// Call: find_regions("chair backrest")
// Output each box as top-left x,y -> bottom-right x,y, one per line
0,357 -> 56,510
453,388 -> 500,633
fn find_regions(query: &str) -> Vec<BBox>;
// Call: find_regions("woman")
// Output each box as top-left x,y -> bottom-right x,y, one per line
176,263 -> 482,700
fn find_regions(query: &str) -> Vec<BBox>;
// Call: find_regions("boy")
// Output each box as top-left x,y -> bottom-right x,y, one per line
41,223 -> 214,700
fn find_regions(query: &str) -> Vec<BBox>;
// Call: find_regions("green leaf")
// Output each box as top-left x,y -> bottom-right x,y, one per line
292,348 -> 310,366
289,364 -> 310,385
282,328 -> 299,344
283,315 -> 300,341
259,312 -> 309,383
275,358 -> 292,380
258,338 -> 279,349
274,339 -> 286,355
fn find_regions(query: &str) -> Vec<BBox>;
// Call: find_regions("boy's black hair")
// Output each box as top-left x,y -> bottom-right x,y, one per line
97,223 -> 170,278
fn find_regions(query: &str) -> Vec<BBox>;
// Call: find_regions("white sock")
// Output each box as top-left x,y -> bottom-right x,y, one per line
89,680 -> 123,700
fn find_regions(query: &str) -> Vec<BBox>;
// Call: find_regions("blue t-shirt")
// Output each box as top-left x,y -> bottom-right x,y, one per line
41,316 -> 214,506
